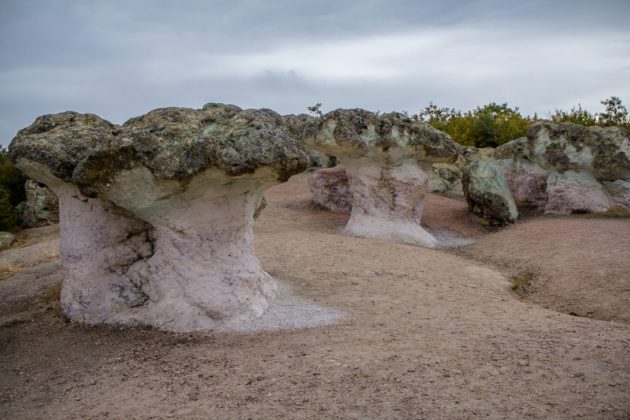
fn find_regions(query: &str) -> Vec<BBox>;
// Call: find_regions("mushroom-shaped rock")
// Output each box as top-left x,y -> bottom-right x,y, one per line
10,105 -> 309,331
302,109 -> 462,247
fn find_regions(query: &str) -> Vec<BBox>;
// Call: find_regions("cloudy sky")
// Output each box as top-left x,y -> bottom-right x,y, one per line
1,0 -> 629,145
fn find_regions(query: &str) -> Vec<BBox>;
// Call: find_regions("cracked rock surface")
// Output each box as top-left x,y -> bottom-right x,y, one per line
10,104 -> 309,331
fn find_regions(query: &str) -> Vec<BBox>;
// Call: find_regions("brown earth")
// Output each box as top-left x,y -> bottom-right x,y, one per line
0,173 -> 629,419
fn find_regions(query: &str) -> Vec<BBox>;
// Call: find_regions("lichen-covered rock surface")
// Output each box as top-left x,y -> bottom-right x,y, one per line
491,122 -> 630,216
9,104 -> 310,331
462,160 -> 518,226
16,180 -> 59,227
302,109 -> 462,247
303,109 -> 462,163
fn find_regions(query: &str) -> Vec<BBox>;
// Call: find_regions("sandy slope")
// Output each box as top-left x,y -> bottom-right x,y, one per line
0,173 -> 629,419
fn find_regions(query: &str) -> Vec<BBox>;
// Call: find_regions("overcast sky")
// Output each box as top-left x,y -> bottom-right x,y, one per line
1,0 -> 629,145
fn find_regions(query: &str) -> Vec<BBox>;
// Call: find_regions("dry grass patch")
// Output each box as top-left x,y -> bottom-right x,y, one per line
510,270 -> 536,297
43,245 -> 60,259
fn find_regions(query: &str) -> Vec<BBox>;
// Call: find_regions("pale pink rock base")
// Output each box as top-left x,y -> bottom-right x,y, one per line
308,165 -> 352,213
17,161 -> 280,331
343,159 -> 438,248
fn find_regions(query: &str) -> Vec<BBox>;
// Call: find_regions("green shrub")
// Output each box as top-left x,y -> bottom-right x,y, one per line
0,187 -> 16,231
417,96 -> 629,147
418,102 -> 532,148
0,149 -> 26,230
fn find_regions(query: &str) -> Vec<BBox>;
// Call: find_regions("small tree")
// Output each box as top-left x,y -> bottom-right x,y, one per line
550,104 -> 598,126
307,103 -> 323,118
418,102 -> 459,124
598,96 -> 629,127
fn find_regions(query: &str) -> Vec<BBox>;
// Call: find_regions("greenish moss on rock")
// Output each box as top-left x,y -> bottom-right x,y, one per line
462,160 -> 518,226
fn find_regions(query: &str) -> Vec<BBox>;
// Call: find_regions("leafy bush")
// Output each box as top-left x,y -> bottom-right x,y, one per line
0,187 -> 17,231
550,104 -> 597,126
417,102 -> 533,148
598,96 -> 629,127
417,96 -> 629,148
0,148 -> 26,231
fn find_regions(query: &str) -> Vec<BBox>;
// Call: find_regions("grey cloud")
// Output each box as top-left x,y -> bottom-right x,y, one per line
1,0 -> 629,145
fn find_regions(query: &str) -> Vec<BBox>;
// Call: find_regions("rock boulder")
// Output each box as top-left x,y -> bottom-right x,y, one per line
462,160 -> 518,225
10,104 -> 309,331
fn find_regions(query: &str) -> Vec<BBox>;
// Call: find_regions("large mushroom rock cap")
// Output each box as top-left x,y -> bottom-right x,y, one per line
302,109 -> 462,163
9,104 -> 309,196
72,104 -> 309,197
9,112 -> 118,183
525,121 -> 630,181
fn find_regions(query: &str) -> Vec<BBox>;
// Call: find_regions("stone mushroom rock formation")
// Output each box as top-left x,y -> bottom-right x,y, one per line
9,104 -> 309,331
495,122 -> 630,215
302,109 -> 462,247
308,165 -> 352,213
462,159 -> 518,226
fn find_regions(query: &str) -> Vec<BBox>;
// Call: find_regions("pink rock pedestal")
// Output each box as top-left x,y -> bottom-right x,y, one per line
308,165 -> 352,214
342,159 -> 438,248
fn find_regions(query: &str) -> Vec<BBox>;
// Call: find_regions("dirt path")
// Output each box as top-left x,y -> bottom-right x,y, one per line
1,174 -> 629,419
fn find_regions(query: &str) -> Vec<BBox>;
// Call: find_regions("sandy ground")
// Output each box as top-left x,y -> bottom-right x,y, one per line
0,173 -> 629,419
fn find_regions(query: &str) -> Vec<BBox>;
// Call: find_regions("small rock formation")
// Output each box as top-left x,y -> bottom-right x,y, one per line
462,160 -> 518,225
494,122 -> 630,215
16,180 -> 59,227
9,104 -> 309,331
302,109 -> 462,247
545,170 -> 613,214
308,165 -> 352,213
0,231 -> 15,250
